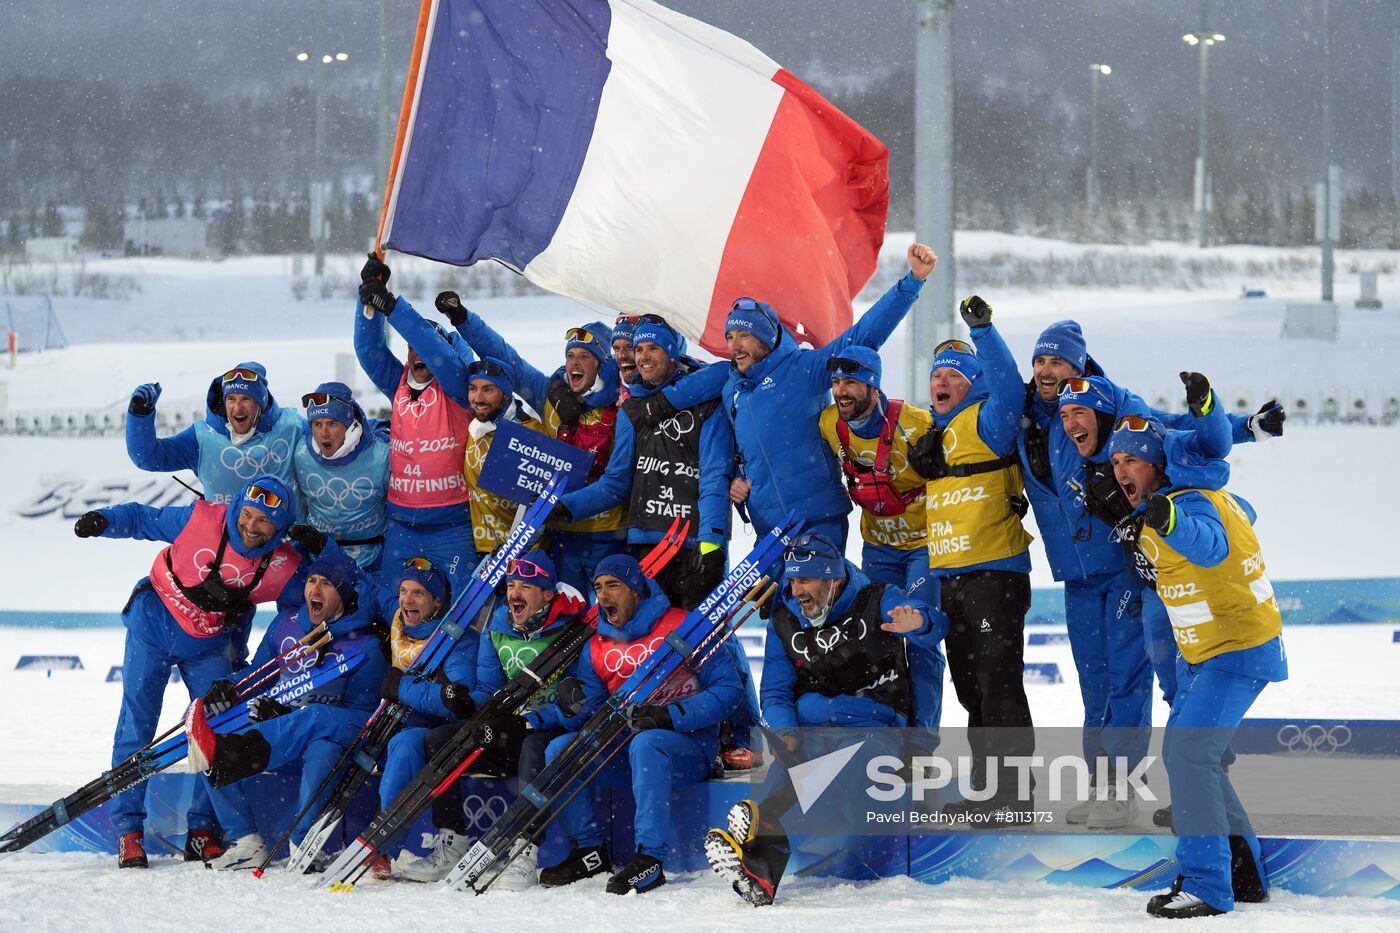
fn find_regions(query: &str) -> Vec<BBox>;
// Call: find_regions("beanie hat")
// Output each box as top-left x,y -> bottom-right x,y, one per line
828,346 -> 882,391
632,319 -> 680,362
1032,321 -> 1089,373
565,322 -> 613,366
401,557 -> 450,604
506,549 -> 557,591
929,341 -> 982,381
593,554 -> 647,597
1055,375 -> 1117,416
225,473 -> 297,557
611,316 -> 637,345
1106,417 -> 1167,467
220,361 -> 270,412
725,298 -> 781,351
783,532 -> 846,580
303,381 -> 356,427
307,551 -> 360,613
467,356 -> 514,399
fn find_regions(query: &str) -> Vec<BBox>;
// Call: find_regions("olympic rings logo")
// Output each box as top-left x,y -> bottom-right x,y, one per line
460,794 -> 509,832
655,411 -> 697,443
498,643 -> 541,673
395,384 -> 440,420
463,440 -> 488,471
1277,723 -> 1352,755
790,618 -> 865,662
303,473 -> 379,509
279,634 -> 315,675
191,548 -> 258,586
219,438 -> 293,480
602,635 -> 665,676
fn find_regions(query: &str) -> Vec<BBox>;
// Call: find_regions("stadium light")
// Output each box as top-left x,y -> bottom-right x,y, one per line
295,50 -> 352,276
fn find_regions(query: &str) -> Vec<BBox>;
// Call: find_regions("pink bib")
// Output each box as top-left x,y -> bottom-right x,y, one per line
387,370 -> 473,509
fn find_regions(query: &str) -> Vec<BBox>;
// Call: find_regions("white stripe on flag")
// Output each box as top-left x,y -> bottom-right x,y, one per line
522,0 -> 784,342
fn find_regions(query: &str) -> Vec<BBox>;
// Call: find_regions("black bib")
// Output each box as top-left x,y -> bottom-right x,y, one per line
622,395 -> 721,535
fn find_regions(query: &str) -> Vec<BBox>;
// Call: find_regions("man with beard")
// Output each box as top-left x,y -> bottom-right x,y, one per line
818,346 -> 935,605
184,551 -> 387,870
73,474 -> 321,867
396,550 -> 589,885
610,315 -> 639,404
457,357 -> 548,555
355,255 -> 477,600
126,361 -> 303,505
436,292 -> 627,593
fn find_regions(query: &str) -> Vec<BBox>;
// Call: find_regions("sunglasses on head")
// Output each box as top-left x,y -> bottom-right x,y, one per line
467,360 -> 509,380
302,392 -> 350,409
785,533 -> 831,563
402,556 -> 437,573
1057,378 -> 1112,405
933,339 -> 973,356
1114,415 -> 1163,437
246,484 -> 282,509
507,558 -> 551,580
565,327 -> 602,347
828,357 -> 877,380
222,368 -> 260,384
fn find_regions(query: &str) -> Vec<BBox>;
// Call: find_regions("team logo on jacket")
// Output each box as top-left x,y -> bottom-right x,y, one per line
789,618 -> 867,662
303,474 -> 378,509
219,438 -> 293,480
191,548 -> 259,586
759,376 -> 776,390
395,384 -> 440,419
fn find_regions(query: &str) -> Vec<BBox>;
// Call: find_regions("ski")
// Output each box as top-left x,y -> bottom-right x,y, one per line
0,644 -> 366,859
281,472 -> 565,876
317,518 -> 688,891
440,516 -> 801,893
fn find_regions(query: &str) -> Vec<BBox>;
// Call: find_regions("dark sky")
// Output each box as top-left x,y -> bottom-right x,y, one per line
3,0 -> 1394,189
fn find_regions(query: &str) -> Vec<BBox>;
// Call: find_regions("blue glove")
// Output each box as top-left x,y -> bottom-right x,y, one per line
129,383 -> 161,416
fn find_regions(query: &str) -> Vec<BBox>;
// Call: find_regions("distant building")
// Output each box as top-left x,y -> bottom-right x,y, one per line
23,236 -> 78,263
122,216 -> 210,258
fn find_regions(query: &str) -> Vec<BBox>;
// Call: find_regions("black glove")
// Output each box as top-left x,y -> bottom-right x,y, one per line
959,294 -> 993,328
626,703 -> 674,733
359,252 -> 391,284
1248,399 -> 1286,440
440,682 -> 476,719
630,392 -> 678,430
434,290 -> 467,328
1143,494 -> 1176,536
359,279 -> 397,315
74,511 -> 109,538
203,679 -> 240,716
470,710 -> 527,752
907,429 -> 947,480
129,383 -> 161,417
287,523 -> 328,554
698,545 -> 726,585
1179,372 -> 1213,417
556,677 -> 586,718
380,667 -> 405,703
549,501 -> 575,526
248,695 -> 293,722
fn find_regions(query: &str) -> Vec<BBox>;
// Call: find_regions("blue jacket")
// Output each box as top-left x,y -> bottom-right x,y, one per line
292,398 -> 391,570
126,360 -> 303,506
470,586 -> 590,709
662,273 -> 925,533
760,561 -> 946,731
560,359 -> 734,547
353,296 -> 476,528
241,596 -> 388,714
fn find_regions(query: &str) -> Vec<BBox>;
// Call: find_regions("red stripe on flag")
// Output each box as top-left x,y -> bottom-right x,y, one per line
701,69 -> 889,354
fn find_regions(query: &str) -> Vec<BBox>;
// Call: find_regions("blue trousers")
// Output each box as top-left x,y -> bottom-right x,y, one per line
861,540 -> 938,606
383,518 -> 474,605
549,530 -> 629,602
1141,590 -> 1178,706
1062,572 -> 1153,771
111,587 -> 237,836
1164,663 -> 1270,912
546,729 -> 712,860
208,704 -> 368,843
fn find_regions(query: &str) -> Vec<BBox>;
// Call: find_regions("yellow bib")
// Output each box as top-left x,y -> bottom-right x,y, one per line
1139,487 -> 1282,665
389,608 -> 432,671
924,402 -> 1033,569
463,416 -> 549,554
820,402 -> 932,551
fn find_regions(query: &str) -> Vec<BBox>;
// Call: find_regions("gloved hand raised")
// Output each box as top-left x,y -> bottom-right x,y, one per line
359,252 -> 391,284
434,291 -> 467,328
359,279 -> 397,316
1179,372 -> 1213,417
1248,399 -> 1286,440
1143,494 -> 1176,536
129,383 -> 161,417
74,511 -> 109,538
959,295 -> 992,328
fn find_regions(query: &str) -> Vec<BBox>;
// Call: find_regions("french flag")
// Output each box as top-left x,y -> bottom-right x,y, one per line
377,0 -> 889,354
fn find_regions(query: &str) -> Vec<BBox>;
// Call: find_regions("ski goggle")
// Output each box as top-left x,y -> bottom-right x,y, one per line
933,339 -> 973,356
1114,415 -> 1163,438
827,357 -> 878,380
467,360 -> 509,380
301,392 -> 350,408
402,556 -> 438,573
565,327 -> 603,348
506,558 -> 551,580
1057,378 -> 1112,405
785,533 -> 836,562
245,484 -> 283,509
222,368 -> 261,384
731,297 -> 764,313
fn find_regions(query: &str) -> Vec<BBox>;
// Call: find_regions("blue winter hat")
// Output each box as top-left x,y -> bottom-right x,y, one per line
783,532 -> 846,581
307,551 -> 360,611
1032,321 -> 1089,373
929,339 -> 982,381
611,316 -> 637,344
506,549 -> 557,591
303,381 -> 356,427
1106,416 -> 1167,468
632,318 -> 680,362
593,553 -> 647,597
467,356 -> 514,398
220,361 -> 270,412
1055,376 -> 1117,416
226,474 -> 297,555
725,298 -> 781,350
828,346 -> 882,391
400,556 -> 450,604
565,322 -> 613,365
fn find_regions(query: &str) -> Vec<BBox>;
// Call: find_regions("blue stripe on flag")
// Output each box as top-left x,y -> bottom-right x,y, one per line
387,0 -> 613,270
